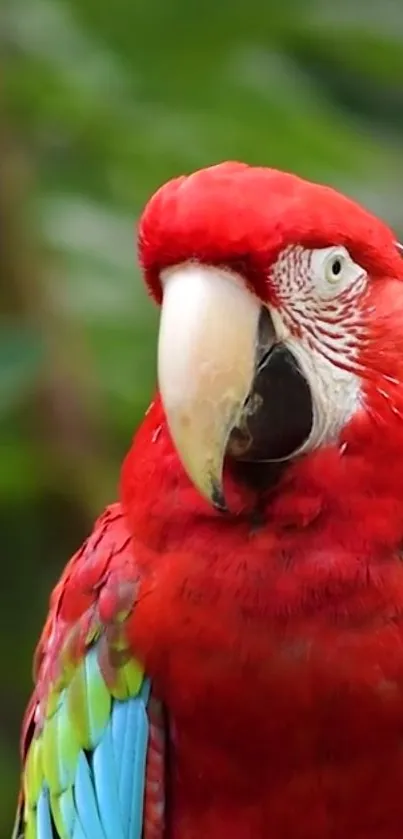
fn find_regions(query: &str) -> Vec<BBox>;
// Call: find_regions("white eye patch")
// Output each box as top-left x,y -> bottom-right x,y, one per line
310,246 -> 367,300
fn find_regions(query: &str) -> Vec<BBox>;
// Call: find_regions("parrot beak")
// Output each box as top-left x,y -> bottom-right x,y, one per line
158,263 -> 312,510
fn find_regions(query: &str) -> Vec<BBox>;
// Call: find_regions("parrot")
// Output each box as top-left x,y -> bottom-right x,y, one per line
12,160 -> 403,839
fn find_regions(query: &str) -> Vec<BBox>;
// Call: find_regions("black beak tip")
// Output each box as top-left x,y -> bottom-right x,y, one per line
211,481 -> 228,513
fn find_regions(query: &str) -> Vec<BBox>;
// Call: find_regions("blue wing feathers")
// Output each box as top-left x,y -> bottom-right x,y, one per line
111,700 -> 127,774
34,675 -> 151,839
74,752 -> 106,839
36,791 -> 53,839
58,789 -> 75,838
71,814 -> 87,839
129,701 -> 149,839
92,719 -> 125,839
139,680 -> 151,706
114,701 -> 136,838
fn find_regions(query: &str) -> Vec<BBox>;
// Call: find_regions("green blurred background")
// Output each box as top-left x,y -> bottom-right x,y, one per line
2,0 -> 403,832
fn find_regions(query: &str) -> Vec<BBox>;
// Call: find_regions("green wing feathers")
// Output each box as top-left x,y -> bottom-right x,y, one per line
14,505 -> 163,839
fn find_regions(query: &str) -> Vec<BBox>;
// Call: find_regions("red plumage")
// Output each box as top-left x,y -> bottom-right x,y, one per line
139,162 -> 401,303
20,162 -> 403,838
122,403 -> 403,838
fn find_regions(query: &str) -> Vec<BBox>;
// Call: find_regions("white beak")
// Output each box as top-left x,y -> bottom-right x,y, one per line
158,262 -> 261,507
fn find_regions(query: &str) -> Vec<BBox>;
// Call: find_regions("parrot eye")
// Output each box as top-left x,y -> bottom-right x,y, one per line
329,256 -> 342,279
324,248 -> 349,285
311,246 -> 366,298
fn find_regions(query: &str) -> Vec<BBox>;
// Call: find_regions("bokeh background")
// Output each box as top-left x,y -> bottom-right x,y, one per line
2,0 -> 403,833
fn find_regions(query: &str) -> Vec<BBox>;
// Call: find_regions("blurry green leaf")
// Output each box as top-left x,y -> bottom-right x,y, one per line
0,743 -> 20,836
0,436 -> 47,501
0,326 -> 44,416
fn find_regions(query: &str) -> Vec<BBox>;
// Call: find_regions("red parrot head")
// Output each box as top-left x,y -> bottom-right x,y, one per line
138,162 -> 403,510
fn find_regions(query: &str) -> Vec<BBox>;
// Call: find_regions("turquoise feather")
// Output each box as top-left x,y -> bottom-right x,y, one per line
74,751 -> 106,839
36,791 -> 53,839
22,636 -> 151,839
129,683 -> 150,839
57,789 -> 75,838
93,721 -> 125,839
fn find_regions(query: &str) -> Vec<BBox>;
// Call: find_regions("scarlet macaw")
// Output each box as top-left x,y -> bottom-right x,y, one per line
13,162 -> 403,839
